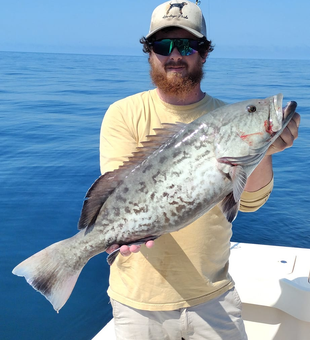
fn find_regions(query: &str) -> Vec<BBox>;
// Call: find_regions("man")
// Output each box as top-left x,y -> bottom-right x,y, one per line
100,1 -> 300,339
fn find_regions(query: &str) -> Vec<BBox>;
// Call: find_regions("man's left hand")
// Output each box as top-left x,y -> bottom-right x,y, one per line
267,112 -> 300,155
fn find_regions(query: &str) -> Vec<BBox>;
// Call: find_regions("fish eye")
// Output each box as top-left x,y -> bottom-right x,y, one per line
247,105 -> 257,113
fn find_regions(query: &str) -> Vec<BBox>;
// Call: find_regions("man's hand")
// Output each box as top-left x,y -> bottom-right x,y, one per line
106,241 -> 155,257
235,112 -> 300,193
267,112 -> 300,156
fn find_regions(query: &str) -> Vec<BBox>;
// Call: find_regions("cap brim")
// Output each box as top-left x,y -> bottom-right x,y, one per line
146,25 -> 204,39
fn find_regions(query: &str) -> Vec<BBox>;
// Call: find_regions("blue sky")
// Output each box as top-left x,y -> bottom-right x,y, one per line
1,0 -> 309,59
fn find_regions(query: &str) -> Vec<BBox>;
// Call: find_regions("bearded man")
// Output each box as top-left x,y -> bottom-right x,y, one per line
99,1 -> 299,339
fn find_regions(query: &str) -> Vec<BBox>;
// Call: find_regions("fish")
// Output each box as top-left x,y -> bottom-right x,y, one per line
12,94 -> 297,312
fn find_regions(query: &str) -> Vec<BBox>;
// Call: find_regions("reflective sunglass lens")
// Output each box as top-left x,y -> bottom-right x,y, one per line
153,40 -> 172,56
152,39 -> 199,56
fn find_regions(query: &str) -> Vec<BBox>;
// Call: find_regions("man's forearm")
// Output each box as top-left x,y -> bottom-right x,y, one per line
244,155 -> 273,192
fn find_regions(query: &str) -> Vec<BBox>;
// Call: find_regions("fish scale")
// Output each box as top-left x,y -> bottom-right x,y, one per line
12,94 -> 297,312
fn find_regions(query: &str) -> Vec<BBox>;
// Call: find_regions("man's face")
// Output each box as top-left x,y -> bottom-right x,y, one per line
149,28 -> 207,97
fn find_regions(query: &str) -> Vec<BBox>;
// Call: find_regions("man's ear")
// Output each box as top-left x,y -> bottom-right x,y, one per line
201,52 -> 208,64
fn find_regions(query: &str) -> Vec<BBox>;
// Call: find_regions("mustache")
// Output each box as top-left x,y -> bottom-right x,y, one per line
165,61 -> 188,68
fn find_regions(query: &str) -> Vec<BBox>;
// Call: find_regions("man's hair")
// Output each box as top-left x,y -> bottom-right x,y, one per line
139,28 -> 214,58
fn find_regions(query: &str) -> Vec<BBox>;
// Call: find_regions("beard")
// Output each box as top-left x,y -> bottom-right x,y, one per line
149,57 -> 204,99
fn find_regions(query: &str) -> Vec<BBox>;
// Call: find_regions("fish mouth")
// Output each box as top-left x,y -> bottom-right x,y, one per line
268,95 -> 297,143
250,95 -> 297,157
266,93 -> 283,134
283,100 -> 298,122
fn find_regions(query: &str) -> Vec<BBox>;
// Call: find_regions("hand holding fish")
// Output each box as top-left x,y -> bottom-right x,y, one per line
266,111 -> 300,155
106,241 -> 155,257
244,111 -> 300,192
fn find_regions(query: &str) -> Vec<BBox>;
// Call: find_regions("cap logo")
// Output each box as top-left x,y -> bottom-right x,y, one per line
164,2 -> 188,19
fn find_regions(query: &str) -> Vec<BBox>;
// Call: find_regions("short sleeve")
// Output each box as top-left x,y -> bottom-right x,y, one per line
240,178 -> 274,212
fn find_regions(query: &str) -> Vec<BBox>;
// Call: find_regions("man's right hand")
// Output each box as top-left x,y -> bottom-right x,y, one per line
106,241 -> 155,257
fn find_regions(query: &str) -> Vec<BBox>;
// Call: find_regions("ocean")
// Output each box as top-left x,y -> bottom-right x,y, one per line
1,51 -> 309,340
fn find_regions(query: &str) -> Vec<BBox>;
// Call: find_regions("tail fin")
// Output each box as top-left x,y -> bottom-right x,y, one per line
12,238 -> 86,313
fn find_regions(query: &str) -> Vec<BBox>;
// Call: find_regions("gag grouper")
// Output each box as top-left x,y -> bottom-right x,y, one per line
12,94 -> 297,312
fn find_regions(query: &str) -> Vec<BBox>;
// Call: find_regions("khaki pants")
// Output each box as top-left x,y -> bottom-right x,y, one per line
111,288 -> 248,340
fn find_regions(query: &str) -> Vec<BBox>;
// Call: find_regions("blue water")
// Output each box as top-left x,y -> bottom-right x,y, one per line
1,51 -> 309,340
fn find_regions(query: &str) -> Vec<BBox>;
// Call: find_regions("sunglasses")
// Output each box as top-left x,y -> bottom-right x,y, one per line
151,38 -> 203,56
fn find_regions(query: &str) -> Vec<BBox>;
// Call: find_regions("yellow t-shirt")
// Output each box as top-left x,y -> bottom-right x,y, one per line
100,89 -> 273,311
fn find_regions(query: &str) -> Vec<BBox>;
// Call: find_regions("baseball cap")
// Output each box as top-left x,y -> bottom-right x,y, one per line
146,1 -> 207,39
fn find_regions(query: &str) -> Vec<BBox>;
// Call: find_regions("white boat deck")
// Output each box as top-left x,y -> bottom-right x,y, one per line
93,242 -> 310,340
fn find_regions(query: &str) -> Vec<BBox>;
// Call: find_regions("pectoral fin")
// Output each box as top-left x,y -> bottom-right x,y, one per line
229,165 -> 247,203
218,153 -> 264,168
219,164 -> 247,223
220,192 -> 240,223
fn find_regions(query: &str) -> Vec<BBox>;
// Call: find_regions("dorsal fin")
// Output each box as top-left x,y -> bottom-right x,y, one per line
78,122 -> 187,230
140,122 -> 186,148
78,170 -> 126,230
